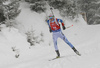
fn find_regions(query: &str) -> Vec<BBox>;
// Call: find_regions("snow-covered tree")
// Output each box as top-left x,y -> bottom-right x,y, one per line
25,0 -> 46,13
4,0 -> 21,20
25,0 -> 100,24
48,0 -> 78,19
1,0 -> 21,26
0,0 -> 6,24
77,0 -> 100,24
26,30 -> 44,46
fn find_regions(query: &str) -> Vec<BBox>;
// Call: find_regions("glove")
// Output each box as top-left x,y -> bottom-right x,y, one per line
62,26 -> 66,30
49,27 -> 52,33
49,29 -> 52,33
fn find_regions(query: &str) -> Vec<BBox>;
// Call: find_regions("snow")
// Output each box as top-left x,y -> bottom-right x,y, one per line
0,2 -> 100,68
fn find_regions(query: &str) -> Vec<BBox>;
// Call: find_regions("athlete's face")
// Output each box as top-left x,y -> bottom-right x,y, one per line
49,17 -> 54,21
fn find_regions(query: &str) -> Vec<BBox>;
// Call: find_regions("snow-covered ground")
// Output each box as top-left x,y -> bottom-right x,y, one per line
0,2 -> 100,68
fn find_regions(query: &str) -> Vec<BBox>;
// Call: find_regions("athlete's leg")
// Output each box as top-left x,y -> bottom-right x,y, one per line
53,34 -> 58,50
59,31 -> 81,56
52,32 -> 60,57
59,31 -> 74,48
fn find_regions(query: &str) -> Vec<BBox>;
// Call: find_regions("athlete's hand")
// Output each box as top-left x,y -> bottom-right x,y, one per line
49,27 -> 52,33
62,26 -> 66,30
50,29 -> 52,33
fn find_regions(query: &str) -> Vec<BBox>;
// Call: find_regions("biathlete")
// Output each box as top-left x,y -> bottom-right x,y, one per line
47,15 -> 81,58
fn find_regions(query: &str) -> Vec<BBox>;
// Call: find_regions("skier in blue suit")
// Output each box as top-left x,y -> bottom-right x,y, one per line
47,15 -> 81,58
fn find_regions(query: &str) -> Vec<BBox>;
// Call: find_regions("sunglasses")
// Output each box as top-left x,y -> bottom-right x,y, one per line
49,16 -> 54,19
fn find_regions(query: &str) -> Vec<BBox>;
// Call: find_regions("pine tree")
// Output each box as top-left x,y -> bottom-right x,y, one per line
2,0 -> 21,26
25,0 -> 46,13
48,0 -> 78,19
77,0 -> 100,24
0,0 -> 6,24
25,0 -> 100,24
4,0 -> 21,20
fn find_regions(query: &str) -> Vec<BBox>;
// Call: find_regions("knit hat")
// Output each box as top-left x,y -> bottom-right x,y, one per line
49,14 -> 54,19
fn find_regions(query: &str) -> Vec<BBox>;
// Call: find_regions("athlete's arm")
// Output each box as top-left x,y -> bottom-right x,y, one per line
57,19 -> 66,30
47,20 -> 52,32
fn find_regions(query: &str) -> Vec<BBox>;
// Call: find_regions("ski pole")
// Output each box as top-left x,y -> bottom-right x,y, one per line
66,25 -> 73,29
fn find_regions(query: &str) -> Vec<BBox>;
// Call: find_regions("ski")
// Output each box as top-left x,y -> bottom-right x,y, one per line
49,53 -> 81,61
49,57 -> 61,61
49,56 -> 66,61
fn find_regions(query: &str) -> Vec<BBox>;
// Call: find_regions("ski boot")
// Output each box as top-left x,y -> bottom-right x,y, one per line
72,47 -> 81,56
55,50 -> 60,58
